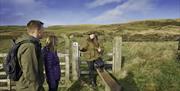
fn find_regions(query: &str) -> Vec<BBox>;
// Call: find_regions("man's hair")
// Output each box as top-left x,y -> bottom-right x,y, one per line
27,20 -> 44,33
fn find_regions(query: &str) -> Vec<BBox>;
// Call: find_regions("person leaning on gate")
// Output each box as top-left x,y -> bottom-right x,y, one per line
79,32 -> 104,89
16,20 -> 45,91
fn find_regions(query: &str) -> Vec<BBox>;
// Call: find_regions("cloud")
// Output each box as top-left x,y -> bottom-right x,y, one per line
0,0 -> 157,25
12,0 -> 35,4
0,0 -> 47,25
89,0 -> 154,24
0,0 -> 92,25
86,0 -> 122,8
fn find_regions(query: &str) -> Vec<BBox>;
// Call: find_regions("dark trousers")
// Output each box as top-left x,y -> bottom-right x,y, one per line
177,54 -> 180,62
87,61 -> 97,83
48,80 -> 59,91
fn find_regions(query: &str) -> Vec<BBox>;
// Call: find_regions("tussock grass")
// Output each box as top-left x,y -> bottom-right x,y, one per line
118,42 -> 180,91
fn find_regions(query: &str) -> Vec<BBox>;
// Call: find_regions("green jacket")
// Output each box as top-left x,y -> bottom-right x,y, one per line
16,34 -> 44,91
80,39 -> 103,61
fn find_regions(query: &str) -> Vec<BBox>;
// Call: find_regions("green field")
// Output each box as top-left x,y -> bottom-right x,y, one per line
0,19 -> 180,91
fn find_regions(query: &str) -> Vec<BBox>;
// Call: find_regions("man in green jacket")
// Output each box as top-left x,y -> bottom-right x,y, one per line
16,20 -> 45,91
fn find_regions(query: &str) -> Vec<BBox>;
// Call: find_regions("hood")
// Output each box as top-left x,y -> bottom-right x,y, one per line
15,33 -> 40,43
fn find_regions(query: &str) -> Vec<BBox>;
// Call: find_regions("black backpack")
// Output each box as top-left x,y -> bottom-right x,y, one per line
94,57 -> 104,68
3,39 -> 37,81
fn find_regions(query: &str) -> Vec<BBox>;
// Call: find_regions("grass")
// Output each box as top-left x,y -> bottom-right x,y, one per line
0,18 -> 180,91
118,42 -> 180,91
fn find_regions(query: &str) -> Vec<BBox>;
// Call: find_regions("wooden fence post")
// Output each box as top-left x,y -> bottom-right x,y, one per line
60,34 -> 70,83
65,53 -> 70,83
72,42 -> 80,80
7,74 -> 11,91
113,37 -> 122,74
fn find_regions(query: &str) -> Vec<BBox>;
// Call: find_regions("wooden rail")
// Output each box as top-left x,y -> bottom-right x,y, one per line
96,68 -> 121,91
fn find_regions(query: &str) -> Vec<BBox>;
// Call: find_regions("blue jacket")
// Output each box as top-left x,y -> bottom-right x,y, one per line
42,47 -> 61,87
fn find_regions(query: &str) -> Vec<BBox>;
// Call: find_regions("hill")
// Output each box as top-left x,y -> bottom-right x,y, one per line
1,18 -> 179,41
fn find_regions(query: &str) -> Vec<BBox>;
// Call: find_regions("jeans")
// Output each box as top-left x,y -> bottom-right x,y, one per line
87,61 -> 97,83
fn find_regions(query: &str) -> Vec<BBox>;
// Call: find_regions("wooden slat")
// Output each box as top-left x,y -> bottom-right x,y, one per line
106,61 -> 113,64
11,86 -> 16,89
0,79 -> 8,82
0,86 -> 16,90
80,71 -> 89,74
0,53 -> 68,58
80,52 -> 113,56
0,62 -> 66,70
57,53 -> 69,58
80,61 -> 112,65
80,70 -> 113,75
96,69 -> 121,91
0,87 -> 9,90
0,72 -> 6,75
0,77 -> 67,83
80,61 -> 86,65
107,53 -> 113,56
61,70 -> 65,73
0,64 -> 3,67
0,53 -> 7,57
60,62 -> 66,65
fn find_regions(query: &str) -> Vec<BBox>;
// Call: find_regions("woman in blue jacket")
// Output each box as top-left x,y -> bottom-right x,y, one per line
43,35 -> 61,91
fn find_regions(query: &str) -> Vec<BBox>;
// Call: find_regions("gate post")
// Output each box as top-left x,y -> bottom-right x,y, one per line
72,42 -> 80,80
113,37 -> 122,74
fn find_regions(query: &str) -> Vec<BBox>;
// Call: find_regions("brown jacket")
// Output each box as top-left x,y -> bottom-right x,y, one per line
80,38 -> 103,61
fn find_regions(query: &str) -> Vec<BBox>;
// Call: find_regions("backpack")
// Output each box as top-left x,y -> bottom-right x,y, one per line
94,57 -> 105,72
94,57 -> 104,68
3,39 -> 37,81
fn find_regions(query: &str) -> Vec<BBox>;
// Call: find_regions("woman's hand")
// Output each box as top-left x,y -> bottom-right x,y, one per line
97,47 -> 101,52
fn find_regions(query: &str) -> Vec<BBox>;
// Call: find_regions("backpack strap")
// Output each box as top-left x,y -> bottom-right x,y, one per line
17,40 -> 39,45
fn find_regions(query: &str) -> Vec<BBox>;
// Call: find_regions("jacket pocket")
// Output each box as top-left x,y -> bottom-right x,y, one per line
17,76 -> 30,89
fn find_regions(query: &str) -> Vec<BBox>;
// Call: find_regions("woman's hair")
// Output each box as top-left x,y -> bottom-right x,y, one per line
87,34 -> 99,47
45,35 -> 58,52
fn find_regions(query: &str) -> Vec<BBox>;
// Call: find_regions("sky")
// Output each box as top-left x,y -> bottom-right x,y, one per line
0,0 -> 180,26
